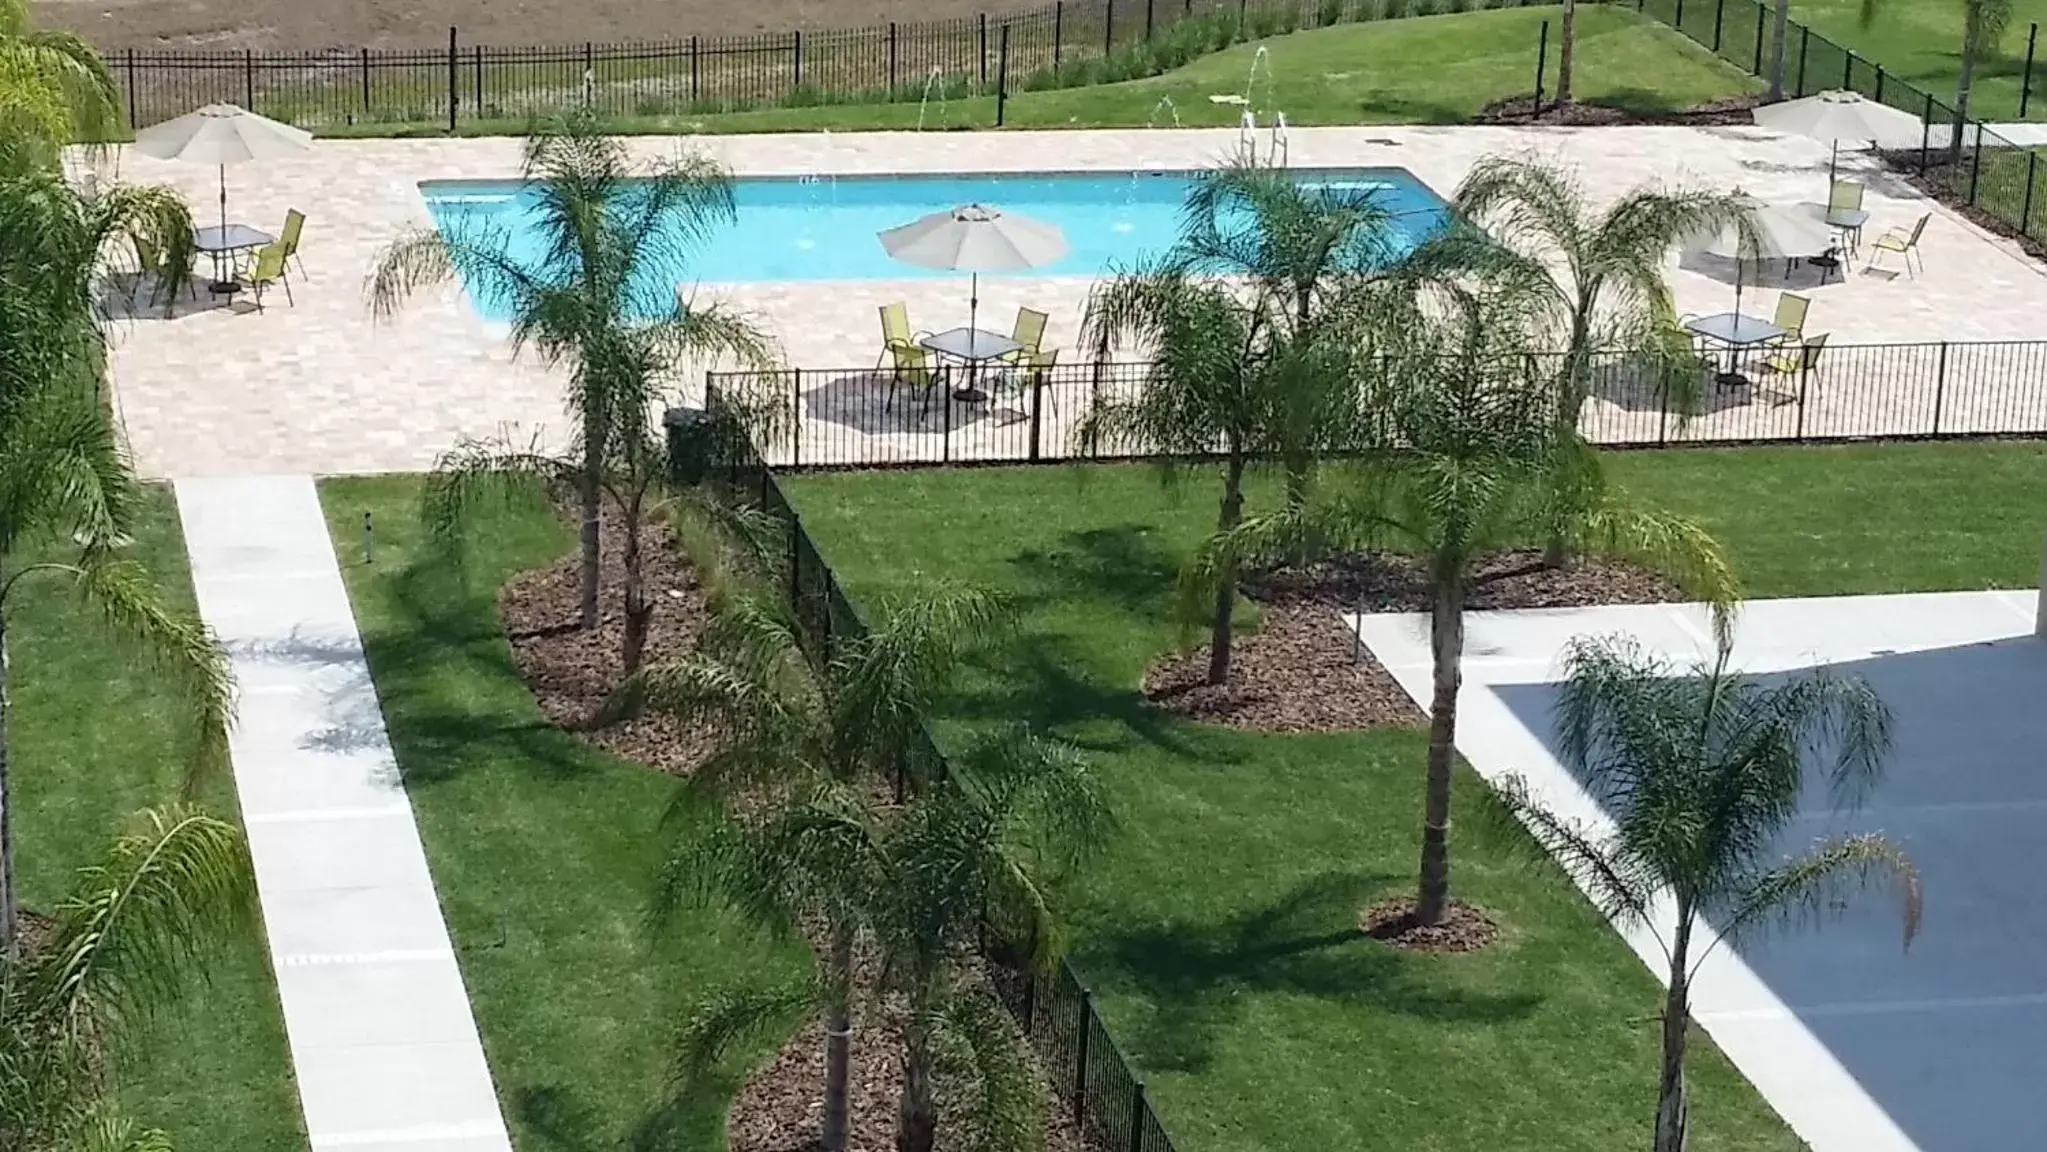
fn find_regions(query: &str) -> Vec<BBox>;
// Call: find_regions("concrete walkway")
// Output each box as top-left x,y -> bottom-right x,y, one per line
1352,591 -> 2044,1152
176,475 -> 513,1152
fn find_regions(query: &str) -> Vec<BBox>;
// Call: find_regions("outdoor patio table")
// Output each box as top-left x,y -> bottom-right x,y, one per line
1825,206 -> 1871,252
1683,312 -> 1786,388
194,223 -> 274,296
920,326 -> 1023,402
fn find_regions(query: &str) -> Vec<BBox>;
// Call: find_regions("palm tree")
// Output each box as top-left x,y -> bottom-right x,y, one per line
0,0 -> 122,170
1855,0 -> 2014,160
368,109 -> 777,635
1190,282 -> 1738,927
1492,634 -> 1922,1152
0,805 -> 256,1150
1078,173 -> 1394,686
0,166 -> 228,958
678,727 -> 1108,1152
1174,162 -> 1401,506
1555,0 -> 1581,107
650,585 -> 1008,1152
1411,155 -> 1746,562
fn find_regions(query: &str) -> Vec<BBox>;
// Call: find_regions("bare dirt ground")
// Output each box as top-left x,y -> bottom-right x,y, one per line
34,0 -> 1000,50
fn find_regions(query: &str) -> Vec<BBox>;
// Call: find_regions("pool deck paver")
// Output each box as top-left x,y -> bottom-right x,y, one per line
93,125 -> 2047,478
176,474 -> 515,1152
1351,590 -> 2046,1152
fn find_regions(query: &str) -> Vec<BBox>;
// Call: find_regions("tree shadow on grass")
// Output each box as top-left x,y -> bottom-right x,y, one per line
350,554 -> 600,790
950,631 -> 1225,764
513,1083 -> 729,1152
1083,870 -> 1544,1075
1007,523 -> 1185,624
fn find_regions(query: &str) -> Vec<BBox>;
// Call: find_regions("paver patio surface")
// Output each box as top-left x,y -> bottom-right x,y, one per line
1353,590 -> 2045,1152
93,126 -> 2047,477
176,474 -> 515,1152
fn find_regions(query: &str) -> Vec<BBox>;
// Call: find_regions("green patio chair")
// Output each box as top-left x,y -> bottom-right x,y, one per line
1004,306 -> 1050,363
877,301 -> 928,368
1770,292 -> 1810,346
279,208 -> 307,277
237,243 -> 294,311
1870,213 -> 1929,278
884,339 -> 939,415
130,234 -> 194,311
1763,331 -> 1828,380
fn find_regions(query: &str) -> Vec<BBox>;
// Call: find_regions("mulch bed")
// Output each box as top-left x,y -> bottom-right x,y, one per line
730,953 -> 1093,1152
1476,94 -> 1762,126
1361,899 -> 1501,954
1142,550 -> 1679,734
497,501 -> 724,778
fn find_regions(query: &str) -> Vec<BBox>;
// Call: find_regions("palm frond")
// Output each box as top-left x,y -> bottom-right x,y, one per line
364,223 -> 543,328
930,989 -> 1045,1152
1487,774 -> 1664,949
670,979 -> 819,1093
1706,833 -> 1922,966
31,806 -> 254,1044
418,433 -> 577,568
71,557 -> 236,786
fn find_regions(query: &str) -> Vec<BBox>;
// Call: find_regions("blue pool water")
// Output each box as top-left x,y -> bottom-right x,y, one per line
421,168 -> 1450,319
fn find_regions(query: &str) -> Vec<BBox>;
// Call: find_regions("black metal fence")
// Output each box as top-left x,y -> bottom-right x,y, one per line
707,339 -> 2047,469
109,0 -> 1536,133
1633,0 -> 2047,251
695,393 -> 1180,1152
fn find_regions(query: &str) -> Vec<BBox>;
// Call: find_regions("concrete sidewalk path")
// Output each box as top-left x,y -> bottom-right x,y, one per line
176,475 -> 513,1152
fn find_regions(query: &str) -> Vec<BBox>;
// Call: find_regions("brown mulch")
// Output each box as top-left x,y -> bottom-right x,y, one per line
1361,899 -> 1500,955
1143,550 -> 1679,734
730,953 -> 1093,1152
1251,548 -> 1682,614
12,909 -> 60,958
497,501 -> 725,778
1477,94 -> 1762,126
1142,604 -> 1423,732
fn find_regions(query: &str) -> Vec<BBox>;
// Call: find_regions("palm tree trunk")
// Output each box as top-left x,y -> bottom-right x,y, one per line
1952,23 -> 1981,164
0,616 -> 15,957
1654,916 -> 1696,1152
1415,575 -> 1465,925
1545,327 -> 1593,568
620,501 -> 651,675
1206,455 -> 1249,686
822,926 -> 853,1152
1767,0 -> 1791,101
1556,0 -> 1578,106
579,450 -> 602,632
896,1005 -> 938,1152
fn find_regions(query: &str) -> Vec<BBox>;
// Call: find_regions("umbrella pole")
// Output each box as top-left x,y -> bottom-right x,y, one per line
1829,139 -> 1838,187
218,164 -> 228,238
969,271 -> 979,337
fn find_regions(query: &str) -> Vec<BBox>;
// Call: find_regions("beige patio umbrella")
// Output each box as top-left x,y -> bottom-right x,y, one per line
1753,90 -> 1925,182
878,204 -> 1070,336
133,103 -> 313,240
1687,198 -> 1834,314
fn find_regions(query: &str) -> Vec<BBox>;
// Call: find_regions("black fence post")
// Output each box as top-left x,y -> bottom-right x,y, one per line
125,49 -> 137,131
1794,361 -> 1809,439
690,35 -> 700,103
1028,367 -> 1045,459
790,369 -> 802,468
1920,92 -> 1932,171
473,45 -> 483,118
1146,0 -> 1156,40
447,27 -> 458,131
996,23 -> 1011,125
1842,50 -> 1853,92
1533,20 -> 1548,114
2026,151 -> 2040,238
1105,0 -> 1116,55
1932,341 -> 1949,435
243,47 -> 255,111
980,13 -> 989,88
1711,0 -> 1723,52
888,22 -> 898,88
584,40 -> 594,106
793,30 -> 803,88
2024,23 -> 2040,118
1875,65 -> 1884,105
1968,128 -> 1984,203
1751,5 -> 1764,74
1055,1 -> 1065,66
1072,990 -> 1092,1122
1795,25 -> 1808,97
1129,1082 -> 1148,1152
1675,0 -> 1684,36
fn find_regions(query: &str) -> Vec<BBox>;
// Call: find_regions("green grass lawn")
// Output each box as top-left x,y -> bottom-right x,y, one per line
326,6 -> 1756,138
318,477 -> 808,1152
1774,0 -> 2047,123
774,443 -> 2040,1152
7,488 -> 302,1150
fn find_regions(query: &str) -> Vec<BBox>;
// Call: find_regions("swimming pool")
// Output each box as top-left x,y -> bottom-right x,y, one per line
420,168 -> 1450,319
